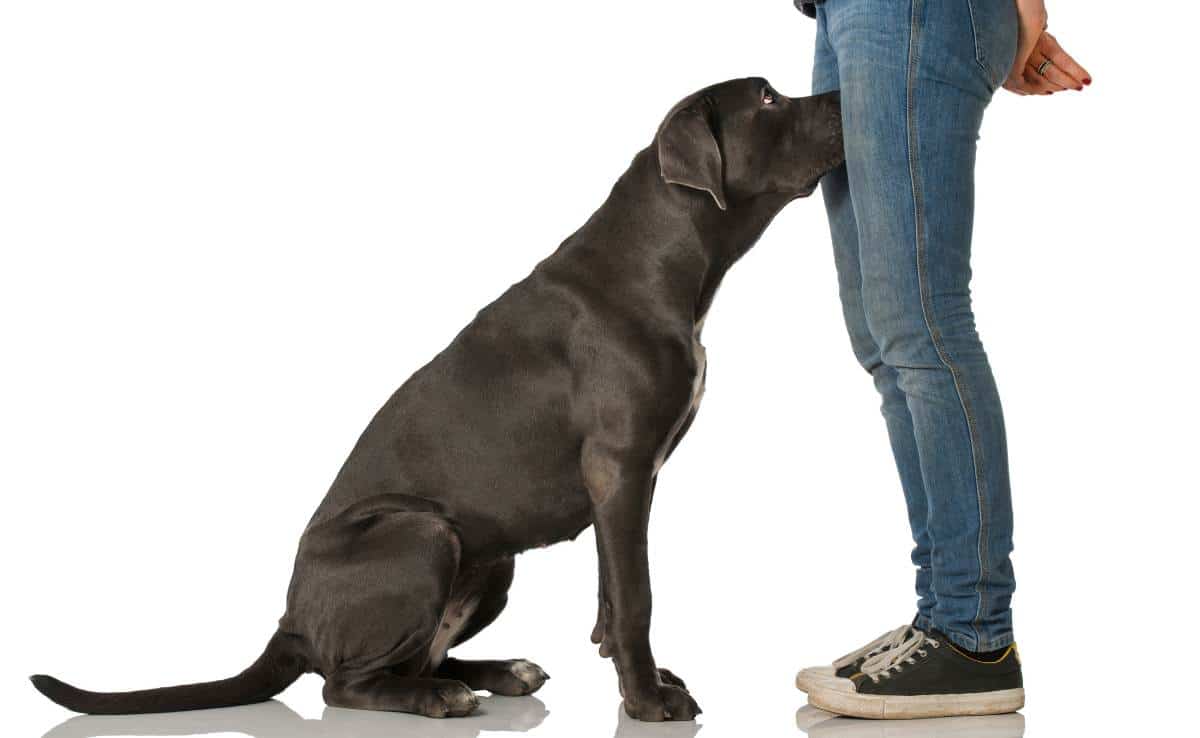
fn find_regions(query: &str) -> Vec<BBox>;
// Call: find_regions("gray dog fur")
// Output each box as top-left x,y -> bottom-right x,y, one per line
32,77 -> 843,722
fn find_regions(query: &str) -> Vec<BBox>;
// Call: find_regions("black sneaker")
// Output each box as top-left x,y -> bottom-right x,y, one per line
806,629 -> 1024,719
796,624 -> 912,693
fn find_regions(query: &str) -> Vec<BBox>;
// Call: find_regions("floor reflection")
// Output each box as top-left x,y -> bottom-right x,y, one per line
39,697 -> 708,738
796,705 -> 1025,738
610,702 -> 702,738
41,695 -> 548,738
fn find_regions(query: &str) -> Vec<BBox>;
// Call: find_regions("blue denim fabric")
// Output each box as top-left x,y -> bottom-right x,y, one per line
812,0 -> 1018,652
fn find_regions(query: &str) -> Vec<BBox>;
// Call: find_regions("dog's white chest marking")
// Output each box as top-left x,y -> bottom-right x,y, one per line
689,322 -> 707,416
428,595 -> 480,669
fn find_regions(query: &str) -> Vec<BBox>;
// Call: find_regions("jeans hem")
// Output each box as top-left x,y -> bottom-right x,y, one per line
916,613 -> 1014,653
949,631 -> 1015,653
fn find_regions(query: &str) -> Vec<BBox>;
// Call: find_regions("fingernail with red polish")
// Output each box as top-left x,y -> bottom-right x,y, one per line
1083,78 -> 1092,85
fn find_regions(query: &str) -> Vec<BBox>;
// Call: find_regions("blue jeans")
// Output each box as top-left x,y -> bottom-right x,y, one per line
812,0 -> 1018,652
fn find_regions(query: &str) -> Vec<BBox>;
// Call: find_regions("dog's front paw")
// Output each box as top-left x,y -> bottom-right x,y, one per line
623,683 -> 701,722
616,667 -> 689,698
657,667 -> 687,690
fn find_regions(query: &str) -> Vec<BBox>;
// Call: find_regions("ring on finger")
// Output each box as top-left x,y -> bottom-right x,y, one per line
1036,59 -> 1053,77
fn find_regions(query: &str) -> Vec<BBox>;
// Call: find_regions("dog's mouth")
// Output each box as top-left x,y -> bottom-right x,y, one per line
792,156 -> 845,200
792,109 -> 845,200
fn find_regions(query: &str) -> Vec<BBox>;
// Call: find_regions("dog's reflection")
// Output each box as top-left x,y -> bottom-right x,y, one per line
796,705 -> 1025,738
41,695 -> 548,738
611,702 -> 701,738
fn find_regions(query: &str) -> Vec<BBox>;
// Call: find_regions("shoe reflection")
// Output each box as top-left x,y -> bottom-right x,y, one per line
796,704 -> 1025,737
611,702 -> 702,738
41,695 -> 548,738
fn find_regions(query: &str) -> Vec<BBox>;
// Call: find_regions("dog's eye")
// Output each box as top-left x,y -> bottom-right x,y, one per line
762,89 -> 776,105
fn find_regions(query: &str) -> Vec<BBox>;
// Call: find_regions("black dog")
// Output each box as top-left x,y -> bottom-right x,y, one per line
32,77 -> 843,722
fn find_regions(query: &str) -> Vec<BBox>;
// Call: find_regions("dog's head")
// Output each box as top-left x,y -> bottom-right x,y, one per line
656,77 -> 843,211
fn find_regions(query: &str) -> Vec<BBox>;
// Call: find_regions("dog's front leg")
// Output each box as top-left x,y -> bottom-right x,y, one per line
585,451 -> 699,722
590,535 -> 611,654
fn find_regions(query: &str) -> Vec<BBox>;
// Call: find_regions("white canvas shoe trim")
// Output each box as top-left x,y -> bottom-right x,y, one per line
796,665 -> 837,692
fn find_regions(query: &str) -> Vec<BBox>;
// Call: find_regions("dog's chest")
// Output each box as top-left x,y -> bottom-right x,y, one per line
689,324 -> 707,416
655,319 -> 707,473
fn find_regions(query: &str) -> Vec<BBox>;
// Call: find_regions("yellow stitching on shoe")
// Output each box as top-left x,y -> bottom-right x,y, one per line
948,642 -> 1015,664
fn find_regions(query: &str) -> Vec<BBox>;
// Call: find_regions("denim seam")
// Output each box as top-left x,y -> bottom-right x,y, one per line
963,0 -> 995,87
905,0 -> 988,653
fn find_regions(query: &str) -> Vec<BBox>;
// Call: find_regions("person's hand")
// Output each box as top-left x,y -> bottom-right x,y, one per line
1004,1 -> 1091,96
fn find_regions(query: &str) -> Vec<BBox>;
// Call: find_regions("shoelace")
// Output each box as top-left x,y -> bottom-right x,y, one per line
859,629 -> 941,683
832,625 -> 912,669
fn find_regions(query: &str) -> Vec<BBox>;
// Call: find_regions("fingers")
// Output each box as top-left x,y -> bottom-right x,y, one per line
1008,58 -> 1058,96
1003,79 -> 1030,96
1022,65 -> 1059,95
1003,81 -> 1031,96
1004,72 -> 1040,96
1039,32 -> 1092,86
1003,30 -> 1093,97
1029,52 -> 1078,91
1003,64 -> 1058,96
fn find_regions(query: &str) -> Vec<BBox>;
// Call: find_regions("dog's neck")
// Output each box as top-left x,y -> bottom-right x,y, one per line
552,147 -> 792,329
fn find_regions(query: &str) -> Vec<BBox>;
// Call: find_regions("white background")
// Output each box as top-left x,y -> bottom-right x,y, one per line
2,2 -> 1195,737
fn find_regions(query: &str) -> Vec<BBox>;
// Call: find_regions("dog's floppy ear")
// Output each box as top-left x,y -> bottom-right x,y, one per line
656,98 -> 727,211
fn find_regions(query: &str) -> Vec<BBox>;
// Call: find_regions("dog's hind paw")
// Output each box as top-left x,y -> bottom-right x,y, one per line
429,682 -> 480,718
505,659 -> 550,695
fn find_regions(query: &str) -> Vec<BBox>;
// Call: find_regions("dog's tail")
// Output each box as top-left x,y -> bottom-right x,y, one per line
30,630 -> 306,715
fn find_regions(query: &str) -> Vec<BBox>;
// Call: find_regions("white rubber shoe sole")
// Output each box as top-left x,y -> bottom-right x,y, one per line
808,683 -> 1024,720
803,712 -> 1026,737
795,666 -> 840,693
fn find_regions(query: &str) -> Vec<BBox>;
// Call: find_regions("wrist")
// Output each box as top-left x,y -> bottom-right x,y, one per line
1017,0 -> 1048,27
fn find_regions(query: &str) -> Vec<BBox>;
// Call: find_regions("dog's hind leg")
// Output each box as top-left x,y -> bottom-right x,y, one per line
431,557 -> 550,696
283,496 -> 479,718
436,657 -> 548,697
322,672 -> 479,718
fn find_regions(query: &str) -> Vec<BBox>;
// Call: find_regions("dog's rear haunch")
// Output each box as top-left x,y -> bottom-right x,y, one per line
32,78 -> 843,722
